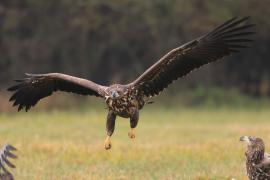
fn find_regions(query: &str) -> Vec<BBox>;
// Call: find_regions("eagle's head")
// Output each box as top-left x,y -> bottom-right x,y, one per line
105,90 -> 120,102
110,90 -> 120,98
105,85 -> 125,102
240,136 -> 265,163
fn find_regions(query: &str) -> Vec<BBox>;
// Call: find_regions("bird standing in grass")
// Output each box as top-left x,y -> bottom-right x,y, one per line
240,136 -> 270,180
8,17 -> 254,150
0,144 -> 17,180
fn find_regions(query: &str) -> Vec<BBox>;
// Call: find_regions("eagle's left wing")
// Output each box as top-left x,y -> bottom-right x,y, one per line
8,73 -> 107,111
0,144 -> 17,179
128,17 -> 255,97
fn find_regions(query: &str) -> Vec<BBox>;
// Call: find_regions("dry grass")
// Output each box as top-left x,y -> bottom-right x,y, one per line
0,107 -> 270,179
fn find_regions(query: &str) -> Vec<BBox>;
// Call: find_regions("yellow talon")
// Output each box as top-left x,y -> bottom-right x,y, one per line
128,128 -> 136,139
104,136 -> 112,150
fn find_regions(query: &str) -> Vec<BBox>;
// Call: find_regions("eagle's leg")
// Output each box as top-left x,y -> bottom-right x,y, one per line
128,109 -> 139,139
105,111 -> 116,150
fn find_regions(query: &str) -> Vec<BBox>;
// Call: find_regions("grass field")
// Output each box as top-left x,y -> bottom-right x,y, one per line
1,107 -> 270,180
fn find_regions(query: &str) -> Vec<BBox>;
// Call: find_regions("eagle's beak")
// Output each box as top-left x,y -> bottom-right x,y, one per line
240,136 -> 250,143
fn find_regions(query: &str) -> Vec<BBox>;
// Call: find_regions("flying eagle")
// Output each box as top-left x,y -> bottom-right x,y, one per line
8,17 -> 254,150
240,136 -> 270,180
0,144 -> 17,180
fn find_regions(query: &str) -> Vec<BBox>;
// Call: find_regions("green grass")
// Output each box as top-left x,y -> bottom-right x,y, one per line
1,107 -> 270,179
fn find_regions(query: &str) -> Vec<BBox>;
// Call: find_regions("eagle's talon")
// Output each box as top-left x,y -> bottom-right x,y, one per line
128,133 -> 135,139
104,136 -> 112,150
105,142 -> 111,150
128,129 -> 135,139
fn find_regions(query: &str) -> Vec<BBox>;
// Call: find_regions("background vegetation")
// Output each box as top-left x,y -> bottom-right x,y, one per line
1,108 -> 270,179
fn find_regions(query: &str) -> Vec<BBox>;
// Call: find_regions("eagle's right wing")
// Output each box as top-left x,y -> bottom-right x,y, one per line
0,144 -> 17,179
128,17 -> 254,97
8,73 -> 107,111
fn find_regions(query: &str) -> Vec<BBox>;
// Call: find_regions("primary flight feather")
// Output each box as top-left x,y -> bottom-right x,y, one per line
0,144 -> 17,180
8,17 -> 255,150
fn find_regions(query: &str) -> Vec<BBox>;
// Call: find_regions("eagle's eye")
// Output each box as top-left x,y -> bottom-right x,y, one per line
111,91 -> 120,98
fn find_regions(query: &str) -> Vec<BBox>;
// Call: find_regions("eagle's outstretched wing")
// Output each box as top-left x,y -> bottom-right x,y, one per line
8,73 -> 107,111
0,144 -> 17,180
128,17 -> 255,97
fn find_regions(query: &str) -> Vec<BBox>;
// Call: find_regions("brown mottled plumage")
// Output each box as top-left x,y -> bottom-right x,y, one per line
0,144 -> 17,180
8,17 -> 254,150
240,136 -> 270,180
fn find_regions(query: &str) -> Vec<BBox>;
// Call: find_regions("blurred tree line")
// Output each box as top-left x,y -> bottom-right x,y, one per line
0,0 -> 269,96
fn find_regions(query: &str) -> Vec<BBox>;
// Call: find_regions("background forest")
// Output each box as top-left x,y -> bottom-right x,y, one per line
0,0 -> 269,98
